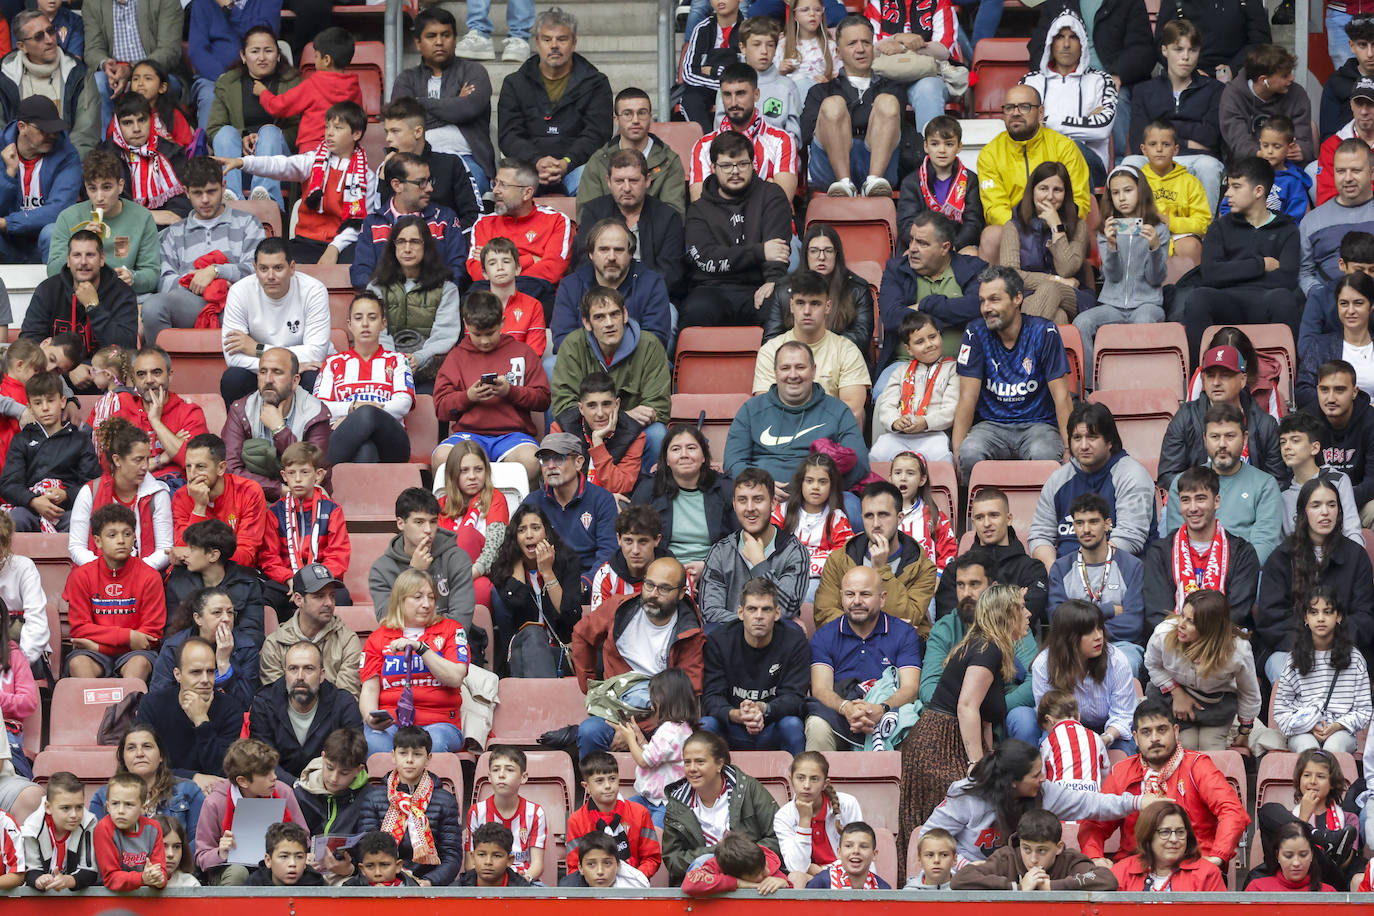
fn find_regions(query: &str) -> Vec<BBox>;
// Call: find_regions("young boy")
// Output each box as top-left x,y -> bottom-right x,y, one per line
805,821 -> 890,889
344,831 -> 422,886
357,726 -> 462,887
558,831 -> 650,888
257,27 -> 364,153
905,828 -> 957,889
93,772 -> 167,892
48,149 -> 161,294
432,291 -> 551,487
0,371 -> 101,533
679,0 -> 743,130
194,738 -> 309,886
260,441 -> 352,617
950,809 -> 1118,890
1037,689 -> 1107,793
164,519 -> 267,645
0,340 -> 45,477
368,487 -> 477,626
565,751 -> 661,878
464,745 -> 546,880
170,433 -> 269,569
216,101 -> 375,266
457,822 -> 533,887
550,372 -> 647,498
1277,411 -> 1363,539
244,822 -> 326,886
682,830 -> 789,896
20,771 -> 99,890
98,93 -> 190,227
483,237 -> 547,357
1221,115 -> 1310,219
716,18 -> 801,144
898,116 -> 986,255
1138,119 -> 1211,263
62,503 -> 165,681
588,505 -> 666,611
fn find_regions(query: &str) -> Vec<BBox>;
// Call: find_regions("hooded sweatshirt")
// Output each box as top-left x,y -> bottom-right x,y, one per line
62,556 -> 166,657
257,70 -> 364,152
685,174 -> 794,289
1097,219 -> 1169,311
21,807 -> 99,889
1021,11 -> 1117,168
976,123 -> 1090,225
951,845 -> 1118,890
724,383 -> 870,488
367,526 -> 476,629
1219,71 -> 1316,163
550,318 -> 672,418
1142,163 -> 1211,239
433,335 -> 549,437
1199,209 -> 1301,290
1308,394 -> 1374,505
1027,449 -> 1158,557
0,118 -> 81,239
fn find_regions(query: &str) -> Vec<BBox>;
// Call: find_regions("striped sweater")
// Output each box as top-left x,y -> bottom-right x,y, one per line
1273,649 -> 1373,737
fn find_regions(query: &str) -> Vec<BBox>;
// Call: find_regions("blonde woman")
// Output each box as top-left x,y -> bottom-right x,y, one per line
437,441 -> 508,610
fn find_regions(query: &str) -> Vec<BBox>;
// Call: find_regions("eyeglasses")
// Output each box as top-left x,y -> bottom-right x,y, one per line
538,453 -> 573,465
393,237 -> 426,247
399,177 -> 435,188
1154,828 -> 1188,839
22,26 -> 55,41
641,580 -> 683,595
714,159 -> 752,173
1001,102 -> 1036,114
807,246 -> 836,256
493,179 -> 531,191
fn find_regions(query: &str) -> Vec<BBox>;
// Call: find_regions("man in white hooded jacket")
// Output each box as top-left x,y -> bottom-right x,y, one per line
1020,10 -> 1117,183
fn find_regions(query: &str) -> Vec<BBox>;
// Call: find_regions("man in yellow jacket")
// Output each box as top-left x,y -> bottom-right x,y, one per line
976,84 -> 1091,261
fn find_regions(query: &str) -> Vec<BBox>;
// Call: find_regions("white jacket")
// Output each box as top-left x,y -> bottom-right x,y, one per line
874,357 -> 959,435
221,272 -> 334,371
774,791 -> 865,872
1144,616 -> 1263,723
67,473 -> 173,572
1019,10 -> 1117,168
0,555 -> 47,663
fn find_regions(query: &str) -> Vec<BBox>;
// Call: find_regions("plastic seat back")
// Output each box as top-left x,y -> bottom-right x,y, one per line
155,329 -> 230,395
1092,323 -> 1189,399
1200,323 -> 1296,406
966,460 -> 1061,544
1086,387 -> 1181,463
227,198 -> 283,238
488,678 -> 589,747
330,463 -> 424,532
46,677 -> 147,750
822,750 -> 901,831
674,326 -> 764,395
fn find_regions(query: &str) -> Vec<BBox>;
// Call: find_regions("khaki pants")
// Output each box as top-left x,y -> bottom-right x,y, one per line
805,715 -> 838,752
1361,500 -> 1374,529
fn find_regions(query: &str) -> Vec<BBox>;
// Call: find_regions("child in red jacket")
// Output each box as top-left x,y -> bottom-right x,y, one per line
0,340 -> 43,479
94,773 -> 167,892
683,832 -> 789,896
565,751 -> 661,879
62,503 -> 166,682
259,442 -> 352,617
256,27 -> 364,152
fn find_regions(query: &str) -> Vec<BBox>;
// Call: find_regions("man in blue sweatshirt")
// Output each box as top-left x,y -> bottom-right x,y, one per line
0,96 -> 80,263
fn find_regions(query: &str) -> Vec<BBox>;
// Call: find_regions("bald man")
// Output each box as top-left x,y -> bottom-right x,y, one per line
805,565 -> 923,750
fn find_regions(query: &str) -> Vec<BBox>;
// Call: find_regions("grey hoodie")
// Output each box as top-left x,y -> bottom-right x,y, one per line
1097,220 -> 1169,311
716,64 -> 803,143
367,527 -> 476,629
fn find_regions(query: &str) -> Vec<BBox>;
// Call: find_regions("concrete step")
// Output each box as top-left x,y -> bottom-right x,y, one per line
431,0 -> 658,38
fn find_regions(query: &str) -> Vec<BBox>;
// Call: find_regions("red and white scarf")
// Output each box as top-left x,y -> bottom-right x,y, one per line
111,128 -> 183,209
1170,523 -> 1229,608
1141,742 -> 1185,797
899,357 -> 953,417
305,142 -> 368,221
281,490 -> 326,574
0,477 -> 64,533
1293,801 -> 1346,831
381,770 -> 438,865
918,158 -> 969,220
825,861 -> 880,889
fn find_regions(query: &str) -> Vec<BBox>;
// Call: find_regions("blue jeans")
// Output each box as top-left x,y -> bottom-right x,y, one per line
643,422 -> 667,472
685,0 -> 751,41
466,0 -> 534,39
1112,640 -> 1144,679
541,164 -> 584,196
807,137 -> 898,187
1073,302 -> 1167,388
578,715 -> 616,757
952,0 -> 1003,47
1264,650 -> 1291,685
700,714 -> 805,754
1329,7 -> 1354,70
1005,706 -> 1139,756
0,222 -> 54,264
365,722 -> 464,755
630,794 -> 666,828
463,155 -> 491,196
192,76 -> 216,132
214,124 -> 289,208
957,420 -> 1065,484
907,76 -> 949,133
1110,85 -> 1131,167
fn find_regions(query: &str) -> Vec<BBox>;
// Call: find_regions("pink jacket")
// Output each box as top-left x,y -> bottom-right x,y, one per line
0,645 -> 37,731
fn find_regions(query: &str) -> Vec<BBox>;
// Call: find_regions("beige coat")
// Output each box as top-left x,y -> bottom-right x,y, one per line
259,614 -> 363,698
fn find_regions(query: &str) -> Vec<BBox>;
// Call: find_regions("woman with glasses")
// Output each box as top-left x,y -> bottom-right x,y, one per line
1112,800 -> 1227,891
758,225 -> 875,370
366,215 -> 461,396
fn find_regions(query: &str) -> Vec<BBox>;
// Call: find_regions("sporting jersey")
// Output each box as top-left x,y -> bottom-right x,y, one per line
589,562 -> 642,612
1040,718 -> 1106,788
502,290 -> 547,357
955,315 -> 1070,426
17,156 -> 45,210
898,499 -> 956,573
359,618 -> 469,727
770,503 -> 854,581
465,795 -> 547,873
315,348 -> 414,420
0,809 -> 21,876
689,110 -> 797,185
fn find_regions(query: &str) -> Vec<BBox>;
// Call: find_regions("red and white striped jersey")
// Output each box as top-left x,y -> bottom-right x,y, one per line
864,0 -> 960,61
314,348 -> 415,422
690,110 -> 797,185
466,795 -> 547,872
590,563 -> 641,613
1040,718 -> 1106,788
0,809 -> 22,875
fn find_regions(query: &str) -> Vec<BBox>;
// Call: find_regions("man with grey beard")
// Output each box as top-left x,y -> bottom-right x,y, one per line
250,639 -> 364,781
466,157 -> 573,317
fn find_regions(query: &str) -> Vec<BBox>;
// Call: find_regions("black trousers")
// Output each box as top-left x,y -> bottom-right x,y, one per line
326,404 -> 411,464
1183,285 -> 1302,363
679,283 -> 762,329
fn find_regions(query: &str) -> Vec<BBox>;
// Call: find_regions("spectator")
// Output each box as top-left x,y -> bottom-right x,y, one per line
219,238 -> 331,405
1136,131 -> 1213,271
761,229 -> 877,368
466,158 -> 573,310
149,587 -> 258,709
1029,402 -> 1157,563
24,229 -> 137,354
141,156 -> 266,344
1308,359 -> 1374,525
352,155 -> 467,290
221,347 -> 330,502
68,415 -> 172,572
677,0 -> 743,131
1154,0 -> 1268,79
24,776 -> 100,890
363,215 -> 462,394
719,17 -> 802,144
355,725 -> 463,886
192,739 -> 307,887
775,0 -> 838,92
872,314 -> 958,462
701,468 -> 809,629
0,95 -> 81,263
184,0 -> 277,134
680,831 -> 788,895
479,238 -> 548,359
1321,16 -> 1374,139
1165,402 -> 1284,564
1277,413 -> 1363,541
586,504 -> 667,611
0,13 -> 89,134
489,503 -> 582,677
564,752 -> 661,878
164,519 -> 266,647
249,641 -> 363,782
550,372 -> 647,498
998,161 -> 1093,323
557,217 -> 674,352
257,441 -> 350,616
951,807 -> 1118,890
497,9 -> 611,196
0,371 -> 101,531
571,165 -> 685,310
877,212 -> 987,366
170,433 -> 268,570
701,577 -> 812,754
1143,467 -> 1260,632
932,487 -> 1050,624
1248,821 -> 1337,892
869,0 -> 961,134
774,750 -> 862,884
523,432 -> 619,591
801,16 -> 901,198
0,512 -> 47,669
91,774 -> 167,891
1022,12 -> 1117,183
367,488 -> 476,631
976,85 -> 1090,261
773,453 -> 854,603
48,149 -> 159,294
1109,800 -> 1227,890
292,727 -> 369,838
896,116 -> 985,255
77,0 -> 183,153
1273,588 -> 1372,754
374,99 -> 481,225
1300,141 -> 1374,297
1219,44 -> 1315,163
209,26 -> 300,209
136,637 -> 248,779
88,725 -> 204,841
256,27 -> 362,156
575,88 -> 687,217
1026,0 -> 1156,110
952,265 -> 1073,483
1158,345 -> 1284,487
1316,82 -> 1374,208
681,131 -> 793,328
435,442 -> 507,610
258,564 -> 362,697
688,62 -> 799,203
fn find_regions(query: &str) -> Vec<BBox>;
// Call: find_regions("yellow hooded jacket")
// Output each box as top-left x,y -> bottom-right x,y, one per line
1142,162 -> 1211,239
976,124 -> 1091,225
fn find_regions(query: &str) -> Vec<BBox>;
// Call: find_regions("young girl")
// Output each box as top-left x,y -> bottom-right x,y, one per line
0,511 -> 47,671
999,161 -> 1093,323
1074,165 -> 1170,388
154,815 -> 200,887
612,668 -> 698,830
438,441 -> 510,610
85,345 -> 135,449
872,311 -> 958,463
774,751 -> 864,888
0,599 -> 37,780
888,451 -> 955,574
315,293 -> 415,465
775,0 -> 837,94
1288,749 -> 1362,886
109,59 -> 194,149
771,454 -> 854,603
1249,821 -> 1336,892
1273,587 -> 1371,753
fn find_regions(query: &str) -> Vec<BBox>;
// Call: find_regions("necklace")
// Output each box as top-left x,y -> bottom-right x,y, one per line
1078,545 -> 1114,602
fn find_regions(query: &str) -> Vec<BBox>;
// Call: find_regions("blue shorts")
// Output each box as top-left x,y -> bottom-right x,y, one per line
440,431 -> 538,461
807,137 -> 899,187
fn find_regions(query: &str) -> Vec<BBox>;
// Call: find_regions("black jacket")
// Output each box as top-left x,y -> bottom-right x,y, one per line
1154,0 -> 1270,76
1256,536 -> 1374,667
762,270 -> 875,370
21,265 -> 138,356
459,868 -> 532,886
497,53 -> 613,171
0,420 -> 101,510
1320,58 -> 1370,141
242,863 -> 328,887
630,470 -> 737,548
1198,211 -> 1301,291
554,406 -> 645,467
685,175 -> 793,289
1142,529 -> 1260,631
293,770 -> 370,838
377,144 -> 482,230
1307,393 -> 1374,505
897,159 -> 986,252
1129,73 -> 1224,155
573,193 -> 686,300
801,69 -> 904,144
934,528 -> 1049,626
702,618 -> 812,724
248,678 -> 365,781
1029,0 -> 1155,86
164,561 -> 266,646
876,251 -> 987,366
136,684 -> 248,778
1157,391 -> 1284,488
355,776 -> 463,886
493,548 -> 583,645
94,138 -> 191,218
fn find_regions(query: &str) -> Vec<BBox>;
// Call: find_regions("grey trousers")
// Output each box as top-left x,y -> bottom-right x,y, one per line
958,420 -> 1064,483
142,287 -> 207,346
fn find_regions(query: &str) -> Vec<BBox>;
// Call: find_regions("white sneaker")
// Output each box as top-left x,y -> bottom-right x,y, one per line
862,175 -> 893,197
222,187 -> 240,201
249,186 -> 273,202
502,36 -> 530,61
827,178 -> 857,197
454,31 -> 496,60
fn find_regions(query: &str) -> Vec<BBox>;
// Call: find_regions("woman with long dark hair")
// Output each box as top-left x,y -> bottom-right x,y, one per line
148,587 -> 259,708
999,160 -> 1093,322
208,25 -> 301,207
90,725 -> 205,848
759,225 -> 875,366
367,215 -> 461,394
491,504 -> 582,677
1273,585 -> 1371,753
1297,271 -> 1374,406
315,292 -> 416,464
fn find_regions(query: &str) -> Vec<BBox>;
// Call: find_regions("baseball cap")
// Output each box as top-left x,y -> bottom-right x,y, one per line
1200,345 -> 1244,374
1354,77 -> 1374,103
292,563 -> 343,595
535,432 -> 585,460
16,96 -> 65,134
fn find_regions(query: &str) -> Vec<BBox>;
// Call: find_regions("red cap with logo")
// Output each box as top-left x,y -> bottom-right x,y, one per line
1200,345 -> 1244,374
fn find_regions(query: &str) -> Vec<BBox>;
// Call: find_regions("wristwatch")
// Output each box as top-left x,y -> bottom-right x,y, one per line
880,703 -> 892,714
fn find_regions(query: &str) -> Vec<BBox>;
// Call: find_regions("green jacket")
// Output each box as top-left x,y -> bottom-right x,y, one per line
208,68 -> 303,150
662,765 -> 780,884
917,611 -> 1038,712
574,134 -> 688,218
48,199 -> 161,295
551,320 -> 671,420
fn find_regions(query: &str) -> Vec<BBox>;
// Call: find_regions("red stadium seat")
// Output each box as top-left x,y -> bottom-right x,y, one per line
295,263 -> 356,329
366,751 -> 467,799
340,532 -> 395,616
673,326 -> 763,395
1058,323 -> 1084,397
1203,749 -> 1247,888
966,460 -> 1060,543
1201,323 -> 1297,407
472,749 -> 576,885
361,122 -> 386,174
335,603 -> 381,640
155,329 -> 228,395
872,459 -> 955,530
822,750 -> 901,831
1255,749 -> 1357,810
330,463 -> 424,532
669,393 -> 751,463
15,532 -> 71,614
971,38 -> 1031,118
299,41 -> 384,118
407,394 -> 440,463
469,604 -> 494,664
651,121 -> 704,176
731,751 -> 794,807
1086,388 -> 1181,464
21,702 -> 40,759
804,197 -> 898,264
488,677 -> 588,747
1092,322 -> 1190,400
183,393 -> 228,440
534,196 -> 577,225
798,602 -> 815,637
227,198 -> 283,238
45,677 -> 147,751
32,748 -> 118,803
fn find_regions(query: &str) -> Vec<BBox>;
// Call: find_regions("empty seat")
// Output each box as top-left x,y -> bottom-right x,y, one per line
366,751 -> 466,800
183,393 -> 228,440
472,749 -> 576,885
822,750 -> 901,831
330,463 -> 424,532
488,677 -> 588,747
16,532 -> 72,611
674,326 -> 764,395
650,121 -> 704,177
872,827 -> 898,887
730,750 -> 794,807
340,532 -> 393,615
300,41 -> 384,117
491,462 -> 530,509
45,677 -> 147,751
534,196 -> 577,225
407,394 -> 440,462
227,198 -> 283,238
1086,388 -> 1180,463
1058,323 -> 1085,397
32,748 -> 117,803
1092,323 -> 1189,399
155,329 -> 229,395
669,393 -> 752,462
971,38 -> 1031,117
295,263 -> 357,329
804,197 -> 898,264
335,602 -> 381,639
966,461 -> 1061,541
1200,323 -> 1296,406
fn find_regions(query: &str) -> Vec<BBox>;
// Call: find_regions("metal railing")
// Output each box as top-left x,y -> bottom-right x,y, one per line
384,0 -> 404,99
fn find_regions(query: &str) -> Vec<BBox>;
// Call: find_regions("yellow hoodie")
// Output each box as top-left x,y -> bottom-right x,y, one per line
976,125 -> 1090,225
1142,162 -> 1211,239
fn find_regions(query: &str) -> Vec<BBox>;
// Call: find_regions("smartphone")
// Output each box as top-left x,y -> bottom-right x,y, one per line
1116,218 -> 1142,235
479,372 -> 499,384
368,710 -> 395,728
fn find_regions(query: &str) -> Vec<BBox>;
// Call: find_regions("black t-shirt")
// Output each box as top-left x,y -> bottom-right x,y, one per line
928,638 -> 1006,724
242,78 -> 277,133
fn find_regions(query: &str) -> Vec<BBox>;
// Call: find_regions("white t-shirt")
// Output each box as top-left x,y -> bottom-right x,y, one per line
694,790 -> 732,845
1344,339 -> 1374,397
617,609 -> 675,676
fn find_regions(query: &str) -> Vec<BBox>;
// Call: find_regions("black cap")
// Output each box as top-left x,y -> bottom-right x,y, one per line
292,563 -> 343,595
1354,77 -> 1374,102
16,96 -> 65,134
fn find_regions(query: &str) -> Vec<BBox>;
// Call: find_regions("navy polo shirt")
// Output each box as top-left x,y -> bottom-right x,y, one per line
809,612 -> 923,684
